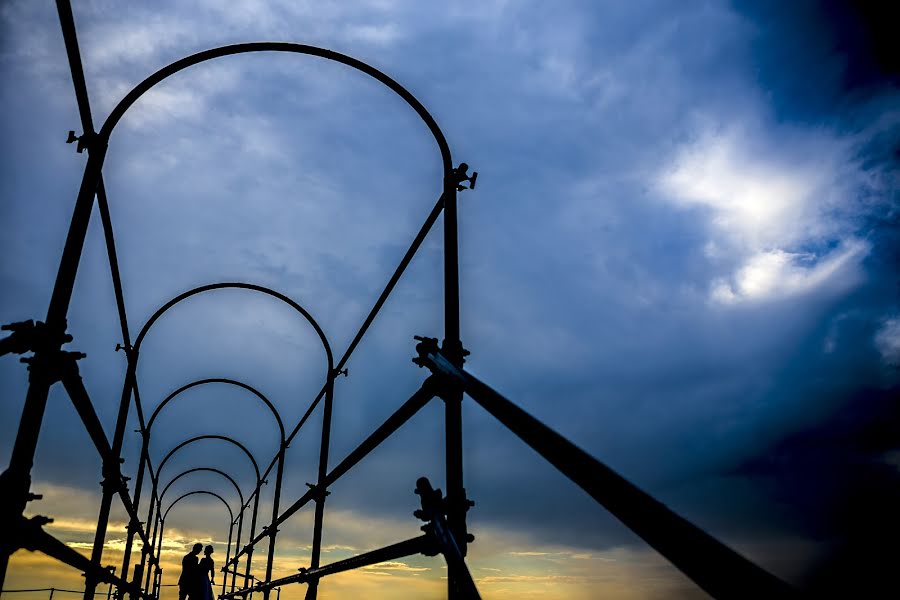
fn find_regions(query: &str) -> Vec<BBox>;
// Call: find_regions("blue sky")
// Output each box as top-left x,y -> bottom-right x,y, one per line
2,1 -> 898,598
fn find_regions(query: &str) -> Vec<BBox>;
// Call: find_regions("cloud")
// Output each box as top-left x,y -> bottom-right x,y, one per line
658,124 -> 880,303
360,560 -> 429,572
342,23 -> 402,46
3,2 -> 900,598
82,17 -> 199,70
874,316 -> 900,366
709,242 -> 868,304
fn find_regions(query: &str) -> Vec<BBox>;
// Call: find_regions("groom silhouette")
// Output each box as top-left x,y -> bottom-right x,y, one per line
179,543 -> 204,600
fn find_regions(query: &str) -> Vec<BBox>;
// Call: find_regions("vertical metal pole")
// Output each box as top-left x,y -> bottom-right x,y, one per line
150,518 -> 164,596
223,520 -> 234,597
131,563 -> 144,600
122,432 -> 148,594
0,367 -> 55,585
153,568 -> 162,600
444,388 -> 466,599
442,168 -> 461,344
442,177 -> 467,599
305,379 -> 336,600
243,487 -> 262,587
230,511 -> 244,593
0,143 -> 107,586
84,353 -> 138,600
143,507 -> 161,594
262,448 -> 286,599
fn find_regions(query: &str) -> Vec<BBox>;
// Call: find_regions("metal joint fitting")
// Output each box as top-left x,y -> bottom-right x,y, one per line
1,319 -> 73,357
411,336 -> 439,368
126,518 -> 144,534
65,129 -> 96,153
305,482 -> 330,502
20,350 -> 85,385
451,162 -> 478,192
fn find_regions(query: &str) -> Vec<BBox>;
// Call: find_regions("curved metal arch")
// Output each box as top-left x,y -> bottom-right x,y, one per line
147,378 -> 285,443
133,283 -> 333,382
157,434 -> 261,485
160,467 -> 244,509
98,43 -> 452,175
164,490 -> 233,524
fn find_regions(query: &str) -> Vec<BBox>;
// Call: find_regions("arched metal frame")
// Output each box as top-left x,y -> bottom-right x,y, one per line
0,9 -> 801,600
157,466 -> 245,596
133,283 -> 333,373
150,433 -> 262,594
128,377 -> 280,596
158,466 -> 244,594
159,489 -> 234,596
147,377 -> 286,440
140,376 -> 285,549
2,26 -> 466,600
163,490 -> 233,524
126,285 -> 329,594
160,467 -> 244,509
156,435 -> 260,493
99,43 -> 450,594
99,43 -> 452,172
138,376 -> 286,594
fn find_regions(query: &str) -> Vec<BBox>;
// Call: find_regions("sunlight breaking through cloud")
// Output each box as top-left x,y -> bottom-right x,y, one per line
659,125 -> 877,304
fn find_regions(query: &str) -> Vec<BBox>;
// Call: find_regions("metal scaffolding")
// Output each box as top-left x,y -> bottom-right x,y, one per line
0,2 -> 796,599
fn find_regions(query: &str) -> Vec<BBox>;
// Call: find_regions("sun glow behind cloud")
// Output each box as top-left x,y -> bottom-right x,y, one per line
659,125 -> 874,304
709,242 -> 868,304
8,481 -> 708,600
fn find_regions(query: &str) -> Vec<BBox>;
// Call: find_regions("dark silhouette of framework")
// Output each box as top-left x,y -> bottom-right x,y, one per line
0,2 -> 797,599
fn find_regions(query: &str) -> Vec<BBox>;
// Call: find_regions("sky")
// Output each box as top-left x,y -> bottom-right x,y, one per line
1,1 -> 898,598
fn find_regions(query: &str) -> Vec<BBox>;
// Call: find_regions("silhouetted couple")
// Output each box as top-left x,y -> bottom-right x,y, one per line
179,543 -> 215,600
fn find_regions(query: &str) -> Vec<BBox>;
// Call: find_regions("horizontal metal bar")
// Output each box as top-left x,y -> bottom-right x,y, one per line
232,382 -> 435,559
422,350 -> 796,600
223,535 -> 429,598
1,589 -> 85,594
221,568 -> 254,580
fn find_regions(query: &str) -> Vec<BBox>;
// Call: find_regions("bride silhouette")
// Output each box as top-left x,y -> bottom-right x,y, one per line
198,545 -> 215,600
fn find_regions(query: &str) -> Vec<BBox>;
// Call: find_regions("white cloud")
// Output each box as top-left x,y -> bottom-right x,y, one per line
874,316 -> 900,366
710,242 -> 868,304
660,126 -> 852,248
342,23 -> 402,46
82,17 -> 198,70
659,124 -> 873,304
361,561 -> 430,572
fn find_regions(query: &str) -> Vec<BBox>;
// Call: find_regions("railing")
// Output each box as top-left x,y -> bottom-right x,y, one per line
0,2 -> 795,599
1,589 -> 111,600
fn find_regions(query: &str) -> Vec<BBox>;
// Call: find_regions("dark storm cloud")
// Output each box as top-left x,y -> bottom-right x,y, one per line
733,384 -> 900,595
733,0 -> 900,116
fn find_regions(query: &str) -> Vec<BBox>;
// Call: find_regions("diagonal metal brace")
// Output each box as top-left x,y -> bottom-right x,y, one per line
413,477 -> 480,598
